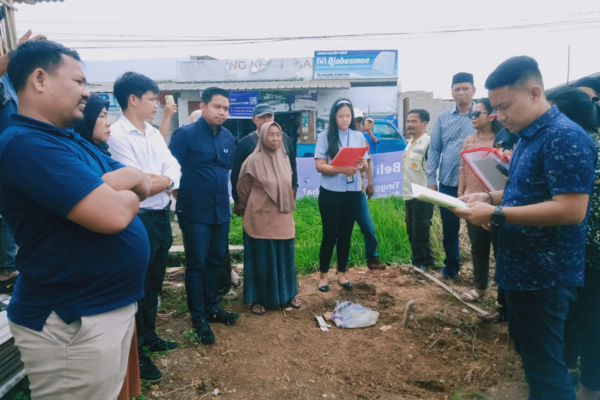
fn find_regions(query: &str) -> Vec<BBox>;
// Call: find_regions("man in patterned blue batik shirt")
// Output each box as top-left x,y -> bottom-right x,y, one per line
426,72 -> 476,280
452,56 -> 597,400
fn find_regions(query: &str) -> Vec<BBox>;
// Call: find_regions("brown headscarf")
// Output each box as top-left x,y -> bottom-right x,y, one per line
239,122 -> 296,213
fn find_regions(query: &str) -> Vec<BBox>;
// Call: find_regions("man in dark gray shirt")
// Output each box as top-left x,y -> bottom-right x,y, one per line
231,104 -> 298,216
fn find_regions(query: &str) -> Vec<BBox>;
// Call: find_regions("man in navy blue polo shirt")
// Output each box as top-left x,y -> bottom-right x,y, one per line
452,56 -> 597,400
0,40 -> 151,399
0,30 -> 44,294
169,87 -> 239,345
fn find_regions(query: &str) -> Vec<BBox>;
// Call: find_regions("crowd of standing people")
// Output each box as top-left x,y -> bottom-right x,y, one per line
0,33 -> 599,400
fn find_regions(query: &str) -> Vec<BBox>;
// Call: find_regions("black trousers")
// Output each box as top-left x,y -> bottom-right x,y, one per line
564,267 -> 600,390
137,209 -> 173,356
318,188 -> 361,273
405,199 -> 435,267
491,225 -> 507,319
466,221 -> 497,290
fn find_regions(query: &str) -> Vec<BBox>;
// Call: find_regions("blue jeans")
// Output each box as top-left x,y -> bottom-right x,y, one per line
0,219 -> 16,274
506,286 -> 577,400
355,193 -> 379,262
178,216 -> 229,323
439,183 -> 460,278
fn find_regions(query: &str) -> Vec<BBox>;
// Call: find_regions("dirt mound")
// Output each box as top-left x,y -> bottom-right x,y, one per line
152,265 -> 528,399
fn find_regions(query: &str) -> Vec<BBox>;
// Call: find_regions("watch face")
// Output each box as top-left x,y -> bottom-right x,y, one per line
492,207 -> 505,226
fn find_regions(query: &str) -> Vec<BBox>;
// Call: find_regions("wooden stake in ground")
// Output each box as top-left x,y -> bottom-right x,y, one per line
401,299 -> 415,327
410,266 -> 489,315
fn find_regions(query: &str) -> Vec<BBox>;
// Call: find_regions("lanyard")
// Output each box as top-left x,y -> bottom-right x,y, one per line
341,130 -> 355,184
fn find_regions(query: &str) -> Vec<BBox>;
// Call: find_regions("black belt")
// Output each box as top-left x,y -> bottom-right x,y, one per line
138,201 -> 172,215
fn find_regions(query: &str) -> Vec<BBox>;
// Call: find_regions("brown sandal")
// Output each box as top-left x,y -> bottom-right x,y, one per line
252,304 -> 266,315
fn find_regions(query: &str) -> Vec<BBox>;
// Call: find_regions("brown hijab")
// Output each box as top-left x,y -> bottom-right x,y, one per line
239,122 -> 295,213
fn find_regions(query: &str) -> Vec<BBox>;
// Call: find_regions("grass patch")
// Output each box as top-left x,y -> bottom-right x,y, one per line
172,196 -> 468,275
453,388 -> 495,399
160,286 -> 188,313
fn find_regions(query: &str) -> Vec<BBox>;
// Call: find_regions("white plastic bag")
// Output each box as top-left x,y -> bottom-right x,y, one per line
331,301 -> 379,328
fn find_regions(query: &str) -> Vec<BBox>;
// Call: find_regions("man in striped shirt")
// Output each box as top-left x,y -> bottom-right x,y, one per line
426,72 -> 476,280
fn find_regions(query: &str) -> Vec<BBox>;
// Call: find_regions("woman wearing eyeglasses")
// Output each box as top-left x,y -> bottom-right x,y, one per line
458,98 -> 503,302
314,99 -> 369,292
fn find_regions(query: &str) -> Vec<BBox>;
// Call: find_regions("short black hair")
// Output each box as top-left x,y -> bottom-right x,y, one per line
407,109 -> 430,123
113,72 -> 159,110
574,77 -> 600,97
547,88 -> 600,133
201,87 -> 230,104
7,40 -> 81,93
485,56 -> 544,91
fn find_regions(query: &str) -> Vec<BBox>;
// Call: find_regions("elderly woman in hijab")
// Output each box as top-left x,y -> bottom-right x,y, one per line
73,94 -> 112,156
237,121 -> 301,315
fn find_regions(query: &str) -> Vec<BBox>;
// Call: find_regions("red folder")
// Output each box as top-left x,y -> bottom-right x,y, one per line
329,146 -> 369,167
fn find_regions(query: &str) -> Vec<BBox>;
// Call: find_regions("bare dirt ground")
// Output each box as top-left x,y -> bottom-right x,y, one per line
149,264 -> 529,400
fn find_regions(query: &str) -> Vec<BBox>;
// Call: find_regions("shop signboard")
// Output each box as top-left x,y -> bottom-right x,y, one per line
313,50 -> 398,80
229,91 -> 259,118
259,90 -> 317,113
177,58 -> 313,82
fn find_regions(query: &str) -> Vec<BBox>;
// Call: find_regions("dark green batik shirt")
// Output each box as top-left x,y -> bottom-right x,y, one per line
586,130 -> 600,271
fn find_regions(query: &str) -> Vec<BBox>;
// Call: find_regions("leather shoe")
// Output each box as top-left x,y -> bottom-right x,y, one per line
207,307 -> 239,326
367,256 -> 386,270
146,338 -> 179,352
193,319 -> 215,345
139,354 -> 162,382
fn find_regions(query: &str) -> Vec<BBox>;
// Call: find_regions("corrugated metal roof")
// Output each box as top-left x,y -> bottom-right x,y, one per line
88,80 -> 352,93
14,0 -> 64,4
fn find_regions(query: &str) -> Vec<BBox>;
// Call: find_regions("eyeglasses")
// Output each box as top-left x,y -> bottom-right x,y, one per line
471,111 -> 488,118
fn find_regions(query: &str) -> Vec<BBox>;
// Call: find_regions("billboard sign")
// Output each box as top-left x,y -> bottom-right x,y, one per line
313,50 -> 398,80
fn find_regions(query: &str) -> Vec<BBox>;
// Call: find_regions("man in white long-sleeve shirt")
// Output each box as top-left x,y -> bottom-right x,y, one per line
108,72 -> 181,383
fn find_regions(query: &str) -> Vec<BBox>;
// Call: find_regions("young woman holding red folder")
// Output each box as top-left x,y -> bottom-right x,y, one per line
314,99 -> 369,292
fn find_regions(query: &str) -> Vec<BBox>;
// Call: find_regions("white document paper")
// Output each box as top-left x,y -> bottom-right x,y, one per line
411,183 -> 468,209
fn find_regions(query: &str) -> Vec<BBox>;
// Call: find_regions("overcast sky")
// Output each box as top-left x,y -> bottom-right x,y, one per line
13,0 -> 600,98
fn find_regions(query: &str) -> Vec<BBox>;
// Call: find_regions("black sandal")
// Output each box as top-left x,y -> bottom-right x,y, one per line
338,281 -> 353,289
318,285 -> 329,293
289,297 -> 302,309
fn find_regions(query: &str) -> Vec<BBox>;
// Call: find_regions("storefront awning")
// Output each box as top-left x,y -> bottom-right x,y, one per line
158,80 -> 352,91
87,80 -> 352,93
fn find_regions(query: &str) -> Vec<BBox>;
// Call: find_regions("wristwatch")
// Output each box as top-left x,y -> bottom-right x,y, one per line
491,206 -> 506,227
163,176 -> 174,191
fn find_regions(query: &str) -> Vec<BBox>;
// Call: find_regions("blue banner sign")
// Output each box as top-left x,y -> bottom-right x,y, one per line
229,91 -> 259,118
313,50 -> 398,80
295,151 -> 404,199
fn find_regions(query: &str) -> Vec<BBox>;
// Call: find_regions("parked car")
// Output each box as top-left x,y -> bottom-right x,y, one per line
371,120 -> 407,153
